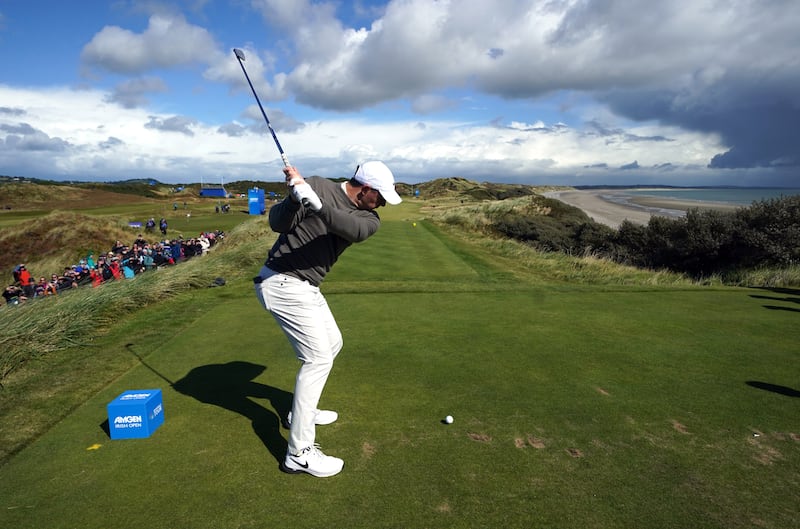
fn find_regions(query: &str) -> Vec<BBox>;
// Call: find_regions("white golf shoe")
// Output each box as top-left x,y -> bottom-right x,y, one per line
280,445 -> 344,477
285,409 -> 338,427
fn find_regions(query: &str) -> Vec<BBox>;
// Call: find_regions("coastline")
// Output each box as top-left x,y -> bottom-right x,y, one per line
545,189 -> 739,229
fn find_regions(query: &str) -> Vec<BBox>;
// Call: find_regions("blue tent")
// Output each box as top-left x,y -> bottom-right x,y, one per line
200,187 -> 228,198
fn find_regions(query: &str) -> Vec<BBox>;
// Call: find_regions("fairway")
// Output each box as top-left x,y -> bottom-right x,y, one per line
1,215 -> 798,529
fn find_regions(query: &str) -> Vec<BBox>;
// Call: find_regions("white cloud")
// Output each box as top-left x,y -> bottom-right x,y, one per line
81,14 -> 218,74
262,0 -> 799,174
0,82 -> 730,184
2,0 -> 798,185
108,76 -> 168,108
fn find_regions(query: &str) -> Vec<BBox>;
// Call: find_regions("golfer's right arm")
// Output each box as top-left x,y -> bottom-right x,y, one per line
269,195 -> 303,233
317,208 -> 379,243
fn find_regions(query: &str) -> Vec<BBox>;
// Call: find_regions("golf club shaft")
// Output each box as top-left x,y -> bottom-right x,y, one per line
233,48 -> 309,207
233,49 -> 290,168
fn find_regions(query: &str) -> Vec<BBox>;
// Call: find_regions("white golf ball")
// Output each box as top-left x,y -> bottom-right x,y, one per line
445,415 -> 454,424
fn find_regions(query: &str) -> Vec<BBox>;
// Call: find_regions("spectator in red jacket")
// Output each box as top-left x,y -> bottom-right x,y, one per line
90,267 -> 104,287
17,264 -> 34,298
109,258 -> 122,280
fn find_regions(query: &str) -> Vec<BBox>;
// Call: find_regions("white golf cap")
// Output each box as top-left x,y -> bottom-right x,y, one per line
354,161 -> 402,205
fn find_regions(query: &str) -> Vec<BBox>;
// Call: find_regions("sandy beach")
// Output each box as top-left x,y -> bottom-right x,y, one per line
545,189 -> 738,229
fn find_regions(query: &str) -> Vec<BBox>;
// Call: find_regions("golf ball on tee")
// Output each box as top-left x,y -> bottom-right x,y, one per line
445,415 -> 454,424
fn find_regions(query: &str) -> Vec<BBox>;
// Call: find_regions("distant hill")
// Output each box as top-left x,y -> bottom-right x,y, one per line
1,175 -> 566,204
409,177 -> 549,200
0,182 -> 162,210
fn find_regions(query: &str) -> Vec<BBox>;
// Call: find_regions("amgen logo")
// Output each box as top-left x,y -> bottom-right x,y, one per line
114,415 -> 143,424
120,393 -> 151,400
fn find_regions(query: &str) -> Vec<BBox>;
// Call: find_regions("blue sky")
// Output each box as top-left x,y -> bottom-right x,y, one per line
0,0 -> 798,186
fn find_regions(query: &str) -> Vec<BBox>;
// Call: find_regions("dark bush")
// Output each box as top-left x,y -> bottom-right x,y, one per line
733,196 -> 800,267
494,194 -> 800,279
611,220 -> 649,266
607,196 -> 800,277
491,197 -> 613,254
493,215 -> 574,252
573,221 -> 616,254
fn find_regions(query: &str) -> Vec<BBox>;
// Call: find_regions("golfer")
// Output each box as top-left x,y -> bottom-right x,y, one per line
254,161 -> 402,477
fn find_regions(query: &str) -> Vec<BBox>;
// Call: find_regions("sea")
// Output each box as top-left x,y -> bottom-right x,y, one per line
574,187 -> 800,220
622,187 -> 800,206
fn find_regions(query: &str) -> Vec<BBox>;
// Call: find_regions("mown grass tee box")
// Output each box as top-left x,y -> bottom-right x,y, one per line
106,389 -> 164,440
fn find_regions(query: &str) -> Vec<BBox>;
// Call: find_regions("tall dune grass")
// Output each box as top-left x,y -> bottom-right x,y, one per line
721,264 -> 800,287
0,211 -> 134,276
0,218 -> 274,382
427,198 -> 692,286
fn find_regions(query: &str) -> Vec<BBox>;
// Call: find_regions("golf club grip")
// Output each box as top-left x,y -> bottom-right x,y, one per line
272,131 -> 306,208
288,174 -> 311,208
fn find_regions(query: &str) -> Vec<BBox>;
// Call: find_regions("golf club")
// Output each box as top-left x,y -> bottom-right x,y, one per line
233,48 -> 309,206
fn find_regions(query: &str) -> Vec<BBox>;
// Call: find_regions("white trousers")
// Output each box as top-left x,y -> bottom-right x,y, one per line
254,265 -> 342,454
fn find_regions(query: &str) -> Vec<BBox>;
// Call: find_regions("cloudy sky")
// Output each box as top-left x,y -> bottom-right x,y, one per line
0,0 -> 798,186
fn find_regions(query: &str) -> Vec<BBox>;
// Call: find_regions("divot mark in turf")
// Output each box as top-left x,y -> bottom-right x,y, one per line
770,431 -> 800,442
755,446 -> 783,466
747,433 -> 784,465
468,432 -> 492,443
515,435 -> 545,449
566,448 -> 583,458
436,502 -> 452,513
527,435 -> 545,449
595,387 -> 610,396
671,420 -> 690,434
362,441 -> 376,459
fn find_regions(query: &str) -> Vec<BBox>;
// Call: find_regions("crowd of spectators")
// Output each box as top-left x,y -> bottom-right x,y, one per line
3,230 -> 225,306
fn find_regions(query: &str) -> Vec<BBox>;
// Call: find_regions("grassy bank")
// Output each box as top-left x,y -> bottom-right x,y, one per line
1,201 -> 798,528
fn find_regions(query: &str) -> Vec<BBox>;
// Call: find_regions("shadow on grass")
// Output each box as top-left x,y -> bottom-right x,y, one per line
750,288 -> 800,313
753,287 -> 800,296
746,380 -> 800,398
763,305 -> 800,313
173,361 -> 293,464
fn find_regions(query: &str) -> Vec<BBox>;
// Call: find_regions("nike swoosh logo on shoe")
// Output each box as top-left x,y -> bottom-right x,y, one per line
290,458 -> 309,469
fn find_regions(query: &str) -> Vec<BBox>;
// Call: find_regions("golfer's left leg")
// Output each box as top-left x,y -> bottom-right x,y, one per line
289,290 -> 342,453
256,276 -> 341,453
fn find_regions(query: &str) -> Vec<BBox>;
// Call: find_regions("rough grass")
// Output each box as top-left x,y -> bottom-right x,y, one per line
0,182 -> 161,209
424,194 -> 800,288
424,198 -> 691,286
0,216 -> 797,529
721,264 -> 800,287
0,211 -> 135,275
0,218 -> 271,383
0,180 -> 793,474
0,206 -> 691,463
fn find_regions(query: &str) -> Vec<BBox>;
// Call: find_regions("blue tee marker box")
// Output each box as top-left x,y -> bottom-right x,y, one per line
107,389 -> 164,440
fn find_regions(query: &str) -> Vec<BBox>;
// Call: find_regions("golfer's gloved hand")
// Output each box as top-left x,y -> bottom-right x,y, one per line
291,182 -> 322,211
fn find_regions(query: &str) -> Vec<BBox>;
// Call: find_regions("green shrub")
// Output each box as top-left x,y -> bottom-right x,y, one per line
733,196 -> 800,267
483,194 -> 800,285
606,196 -> 800,280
